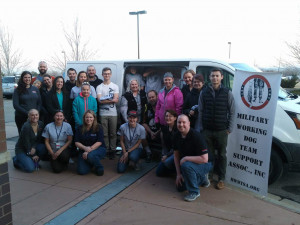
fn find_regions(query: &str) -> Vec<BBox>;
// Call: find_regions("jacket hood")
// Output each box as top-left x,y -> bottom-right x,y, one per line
79,92 -> 90,98
159,84 -> 178,93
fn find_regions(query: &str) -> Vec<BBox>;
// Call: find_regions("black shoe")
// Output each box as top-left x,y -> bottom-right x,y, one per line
146,154 -> 151,163
109,151 -> 115,160
13,156 -> 20,169
96,169 -> 104,176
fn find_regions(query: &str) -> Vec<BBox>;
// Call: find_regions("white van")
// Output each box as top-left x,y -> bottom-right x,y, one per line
65,59 -> 300,184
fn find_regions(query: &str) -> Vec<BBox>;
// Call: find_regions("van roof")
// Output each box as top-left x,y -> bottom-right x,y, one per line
67,58 -> 233,65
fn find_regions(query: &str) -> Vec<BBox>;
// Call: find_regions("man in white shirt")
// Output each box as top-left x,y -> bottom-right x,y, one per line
96,67 -> 119,159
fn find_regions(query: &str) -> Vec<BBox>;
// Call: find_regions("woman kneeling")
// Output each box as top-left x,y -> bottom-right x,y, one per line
43,110 -> 73,173
13,109 -> 46,172
117,110 -> 146,173
75,110 -> 106,176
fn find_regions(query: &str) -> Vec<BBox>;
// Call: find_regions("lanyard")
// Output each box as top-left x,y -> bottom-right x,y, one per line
55,123 -> 64,142
128,125 -> 137,147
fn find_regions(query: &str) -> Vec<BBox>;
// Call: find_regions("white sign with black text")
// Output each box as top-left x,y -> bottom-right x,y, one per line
226,70 -> 281,196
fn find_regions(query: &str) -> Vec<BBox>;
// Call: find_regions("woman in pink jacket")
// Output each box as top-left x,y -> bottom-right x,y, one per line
155,72 -> 183,126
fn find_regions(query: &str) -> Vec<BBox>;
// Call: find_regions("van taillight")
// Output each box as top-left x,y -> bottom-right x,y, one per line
285,110 -> 300,129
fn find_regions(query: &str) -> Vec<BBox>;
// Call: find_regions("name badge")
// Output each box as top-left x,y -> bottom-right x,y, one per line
55,142 -> 61,150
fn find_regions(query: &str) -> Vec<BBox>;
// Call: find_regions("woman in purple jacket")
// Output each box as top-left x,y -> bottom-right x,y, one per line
155,72 -> 183,126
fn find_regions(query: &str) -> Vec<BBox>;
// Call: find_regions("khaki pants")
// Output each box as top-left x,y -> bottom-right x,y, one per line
100,116 -> 118,151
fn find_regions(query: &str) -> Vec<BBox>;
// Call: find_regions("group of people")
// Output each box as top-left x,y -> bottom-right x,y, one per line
12,61 -> 235,202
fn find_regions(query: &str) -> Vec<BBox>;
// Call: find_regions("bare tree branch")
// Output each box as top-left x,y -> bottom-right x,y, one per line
49,17 -> 98,73
0,25 -> 30,75
285,41 -> 300,66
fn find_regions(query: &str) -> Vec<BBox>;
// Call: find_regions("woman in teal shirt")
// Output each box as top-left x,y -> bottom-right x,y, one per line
46,76 -> 71,122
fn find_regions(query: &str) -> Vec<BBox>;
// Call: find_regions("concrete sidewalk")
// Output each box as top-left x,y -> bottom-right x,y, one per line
6,123 -> 300,225
8,158 -> 300,225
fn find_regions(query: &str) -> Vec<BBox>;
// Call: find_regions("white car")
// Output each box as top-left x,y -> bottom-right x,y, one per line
2,76 -> 18,99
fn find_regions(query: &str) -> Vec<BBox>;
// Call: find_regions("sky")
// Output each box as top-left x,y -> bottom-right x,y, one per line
0,0 -> 300,73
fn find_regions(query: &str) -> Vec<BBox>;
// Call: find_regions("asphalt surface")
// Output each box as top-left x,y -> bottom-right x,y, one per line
3,98 -> 300,204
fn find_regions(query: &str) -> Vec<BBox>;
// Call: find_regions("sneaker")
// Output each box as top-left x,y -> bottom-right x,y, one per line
216,180 -> 225,190
201,174 -> 210,188
184,192 -> 200,202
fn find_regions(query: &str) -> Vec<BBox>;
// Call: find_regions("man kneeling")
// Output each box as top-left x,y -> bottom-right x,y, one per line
174,114 -> 212,202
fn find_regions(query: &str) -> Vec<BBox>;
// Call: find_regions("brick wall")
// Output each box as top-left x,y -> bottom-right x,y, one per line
0,71 -> 12,224
0,163 -> 12,225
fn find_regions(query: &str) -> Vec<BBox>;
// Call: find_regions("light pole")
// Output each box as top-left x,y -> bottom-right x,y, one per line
228,42 -> 231,59
129,10 -> 147,59
62,50 -> 66,70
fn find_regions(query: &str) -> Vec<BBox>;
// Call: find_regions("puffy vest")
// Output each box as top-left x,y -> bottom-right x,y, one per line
123,90 -> 147,121
202,86 -> 229,131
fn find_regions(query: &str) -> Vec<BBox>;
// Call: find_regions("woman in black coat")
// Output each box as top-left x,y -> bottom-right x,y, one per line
13,71 -> 42,134
120,79 -> 147,124
182,74 -> 204,128
46,76 -> 71,122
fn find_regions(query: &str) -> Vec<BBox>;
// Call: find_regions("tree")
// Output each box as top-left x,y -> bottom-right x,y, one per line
286,41 -> 300,65
281,75 -> 298,88
0,25 -> 29,76
49,17 -> 98,72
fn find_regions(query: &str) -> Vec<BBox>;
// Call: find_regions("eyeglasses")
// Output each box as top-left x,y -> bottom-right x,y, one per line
103,73 -> 111,75
82,82 -> 90,86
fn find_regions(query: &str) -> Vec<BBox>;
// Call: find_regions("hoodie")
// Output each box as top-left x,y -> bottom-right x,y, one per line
155,84 -> 183,125
72,92 -> 97,128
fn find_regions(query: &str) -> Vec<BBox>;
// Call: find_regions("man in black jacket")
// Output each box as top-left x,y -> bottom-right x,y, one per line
87,65 -> 103,90
197,68 -> 235,190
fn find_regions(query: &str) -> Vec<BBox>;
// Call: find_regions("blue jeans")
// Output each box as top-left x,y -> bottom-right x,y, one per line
117,148 -> 142,173
77,146 -> 106,175
177,161 -> 212,194
156,154 -> 176,177
13,143 -> 46,173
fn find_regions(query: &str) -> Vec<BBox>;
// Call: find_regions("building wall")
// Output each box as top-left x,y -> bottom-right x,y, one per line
0,76 -> 13,225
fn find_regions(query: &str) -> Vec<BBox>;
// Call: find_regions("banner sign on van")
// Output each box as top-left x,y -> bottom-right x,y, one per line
226,70 -> 281,196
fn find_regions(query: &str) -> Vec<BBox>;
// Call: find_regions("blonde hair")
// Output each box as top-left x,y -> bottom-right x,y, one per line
81,110 -> 99,134
33,80 -> 42,88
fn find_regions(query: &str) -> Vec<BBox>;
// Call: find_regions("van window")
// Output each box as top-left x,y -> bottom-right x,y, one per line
196,66 -> 234,89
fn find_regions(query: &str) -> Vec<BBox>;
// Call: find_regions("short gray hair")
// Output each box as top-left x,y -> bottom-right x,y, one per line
38,61 -> 47,67
87,65 -> 95,71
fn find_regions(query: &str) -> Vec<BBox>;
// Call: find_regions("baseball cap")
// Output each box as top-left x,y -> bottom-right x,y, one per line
127,110 -> 138,117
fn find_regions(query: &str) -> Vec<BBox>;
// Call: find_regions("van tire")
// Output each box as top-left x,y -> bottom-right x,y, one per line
269,148 -> 283,185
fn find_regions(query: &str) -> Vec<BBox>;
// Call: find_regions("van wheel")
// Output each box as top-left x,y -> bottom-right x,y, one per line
269,148 -> 283,185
